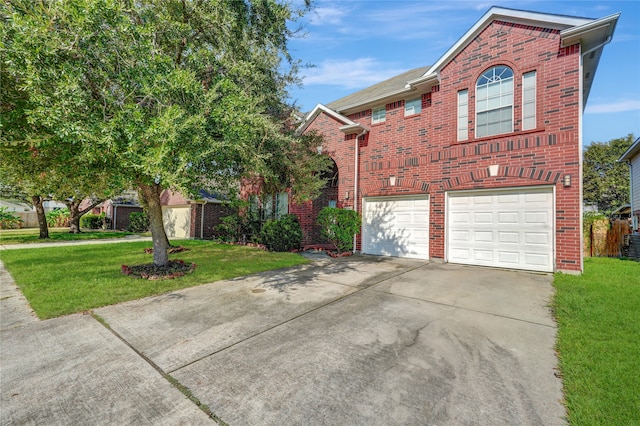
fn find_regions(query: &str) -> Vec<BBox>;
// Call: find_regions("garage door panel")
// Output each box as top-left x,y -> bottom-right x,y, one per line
497,212 -> 519,224
447,188 -> 554,272
498,231 -> 519,243
363,196 -> 429,260
473,212 -> 493,223
474,231 -> 494,242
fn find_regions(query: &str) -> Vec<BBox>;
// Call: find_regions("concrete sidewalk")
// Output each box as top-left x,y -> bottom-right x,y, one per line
0,255 -> 565,425
0,234 -> 153,250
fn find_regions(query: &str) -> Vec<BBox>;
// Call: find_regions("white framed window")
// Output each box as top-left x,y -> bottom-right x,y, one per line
475,65 -> 514,138
275,192 -> 288,219
372,106 -> 386,124
522,71 -> 537,131
261,192 -> 289,220
405,98 -> 422,116
457,89 -> 468,141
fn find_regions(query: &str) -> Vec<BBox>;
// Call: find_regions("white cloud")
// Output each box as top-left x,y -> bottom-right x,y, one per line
310,7 -> 347,25
585,100 -> 640,114
302,58 -> 405,89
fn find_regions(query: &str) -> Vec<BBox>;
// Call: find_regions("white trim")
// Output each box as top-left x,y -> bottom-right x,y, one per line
296,103 -> 357,135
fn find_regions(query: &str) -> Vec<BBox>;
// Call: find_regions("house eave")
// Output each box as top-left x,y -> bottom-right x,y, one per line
619,137 -> 640,162
296,103 -> 357,135
333,87 -> 416,115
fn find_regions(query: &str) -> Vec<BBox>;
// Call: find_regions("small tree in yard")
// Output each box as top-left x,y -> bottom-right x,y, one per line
583,134 -> 633,213
2,0 -> 329,269
316,207 -> 362,254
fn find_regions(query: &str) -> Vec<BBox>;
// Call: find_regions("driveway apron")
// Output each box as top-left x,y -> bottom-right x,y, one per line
1,255 -> 565,425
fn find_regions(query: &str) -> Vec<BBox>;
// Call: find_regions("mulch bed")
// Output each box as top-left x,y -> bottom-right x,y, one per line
143,246 -> 190,254
121,259 -> 196,280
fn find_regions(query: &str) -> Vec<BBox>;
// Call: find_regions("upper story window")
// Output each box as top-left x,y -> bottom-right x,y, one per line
404,98 -> 422,116
522,71 -> 537,131
475,65 -> 513,138
372,106 -> 386,124
457,89 -> 469,141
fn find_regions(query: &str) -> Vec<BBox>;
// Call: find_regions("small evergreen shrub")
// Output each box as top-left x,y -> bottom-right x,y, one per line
216,211 -> 261,243
80,213 -> 107,229
46,208 -> 70,227
260,214 -> 303,252
127,212 -> 149,232
0,207 -> 23,229
316,207 -> 361,253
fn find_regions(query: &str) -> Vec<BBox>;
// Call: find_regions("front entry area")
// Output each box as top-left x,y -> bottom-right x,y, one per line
362,195 -> 430,259
446,187 -> 554,272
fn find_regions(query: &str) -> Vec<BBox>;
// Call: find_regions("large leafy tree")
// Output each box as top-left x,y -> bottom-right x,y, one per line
2,0 -> 329,266
583,134 -> 634,213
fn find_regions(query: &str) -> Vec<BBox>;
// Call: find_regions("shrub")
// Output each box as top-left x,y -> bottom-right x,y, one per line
316,207 -> 361,253
260,214 -> 303,252
216,211 -> 261,243
81,213 -> 107,229
127,212 -> 149,232
0,207 -> 23,229
46,208 -> 70,227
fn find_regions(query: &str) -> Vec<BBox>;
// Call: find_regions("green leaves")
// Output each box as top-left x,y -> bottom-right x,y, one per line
583,134 -> 634,213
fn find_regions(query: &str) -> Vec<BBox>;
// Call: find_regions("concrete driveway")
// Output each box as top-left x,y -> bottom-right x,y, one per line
0,255 -> 565,425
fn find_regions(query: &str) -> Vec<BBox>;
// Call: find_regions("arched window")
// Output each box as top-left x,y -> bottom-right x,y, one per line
476,66 -> 513,137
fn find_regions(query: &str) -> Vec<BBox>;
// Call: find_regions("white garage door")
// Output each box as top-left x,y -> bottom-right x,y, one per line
362,195 -> 429,259
446,187 -> 554,272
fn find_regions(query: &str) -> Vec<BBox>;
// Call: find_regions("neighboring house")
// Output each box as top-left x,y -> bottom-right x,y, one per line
290,7 -> 619,274
619,136 -> 640,231
160,189 -> 232,239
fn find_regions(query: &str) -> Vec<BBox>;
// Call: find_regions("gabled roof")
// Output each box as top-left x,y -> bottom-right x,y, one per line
327,66 -> 430,112
296,103 -> 367,135
619,137 -> 640,162
301,6 -> 619,122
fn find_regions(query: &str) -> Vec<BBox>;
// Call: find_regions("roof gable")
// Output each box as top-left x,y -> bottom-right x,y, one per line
619,137 -> 640,162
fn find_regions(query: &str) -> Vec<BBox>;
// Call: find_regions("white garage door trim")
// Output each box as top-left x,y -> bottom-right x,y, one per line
446,186 -> 555,272
362,195 -> 430,260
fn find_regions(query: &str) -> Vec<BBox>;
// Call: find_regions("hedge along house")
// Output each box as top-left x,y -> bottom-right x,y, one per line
293,7 -> 619,274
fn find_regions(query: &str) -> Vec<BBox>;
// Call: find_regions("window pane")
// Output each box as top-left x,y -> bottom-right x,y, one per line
522,71 -> 536,130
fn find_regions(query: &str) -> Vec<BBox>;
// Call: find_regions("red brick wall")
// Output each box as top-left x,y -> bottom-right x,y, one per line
190,202 -> 234,239
301,20 -> 583,271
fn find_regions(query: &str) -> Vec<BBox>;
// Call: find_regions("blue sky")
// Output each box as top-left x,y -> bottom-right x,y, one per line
287,1 -> 640,146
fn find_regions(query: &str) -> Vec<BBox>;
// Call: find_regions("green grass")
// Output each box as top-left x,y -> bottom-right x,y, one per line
0,227 -> 141,245
0,240 -> 308,319
553,257 -> 640,425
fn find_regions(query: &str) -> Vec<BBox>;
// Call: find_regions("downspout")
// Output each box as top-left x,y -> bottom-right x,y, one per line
113,204 -> 118,230
200,200 -> 208,239
353,129 -> 368,253
577,35 -> 612,271
629,161 -> 637,230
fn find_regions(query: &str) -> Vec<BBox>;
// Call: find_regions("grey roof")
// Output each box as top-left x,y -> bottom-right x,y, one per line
326,66 -> 430,112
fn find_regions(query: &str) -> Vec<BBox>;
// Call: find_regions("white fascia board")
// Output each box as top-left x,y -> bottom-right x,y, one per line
332,87 -> 415,114
339,123 -> 368,134
423,6 -> 593,78
560,13 -> 620,48
296,103 -> 356,135
619,137 -> 640,162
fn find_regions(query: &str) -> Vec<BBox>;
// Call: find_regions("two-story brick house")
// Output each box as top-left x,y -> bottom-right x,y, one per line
291,7 -> 619,273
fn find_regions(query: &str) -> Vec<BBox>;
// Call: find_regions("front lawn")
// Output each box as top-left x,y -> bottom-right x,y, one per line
0,227 -> 140,245
553,257 -> 640,425
0,240 -> 308,319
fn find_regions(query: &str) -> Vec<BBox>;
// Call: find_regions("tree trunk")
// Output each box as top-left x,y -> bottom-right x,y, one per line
32,195 -> 49,239
65,198 -> 103,233
138,182 -> 169,266
66,200 -> 83,233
